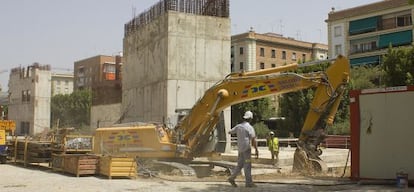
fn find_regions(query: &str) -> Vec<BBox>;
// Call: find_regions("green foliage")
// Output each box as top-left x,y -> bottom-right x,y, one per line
278,61 -> 352,137
51,90 -> 91,129
231,97 -> 276,129
278,89 -> 314,137
231,98 -> 276,126
326,120 -> 350,135
253,122 -> 271,139
382,46 -> 414,86
350,65 -> 383,89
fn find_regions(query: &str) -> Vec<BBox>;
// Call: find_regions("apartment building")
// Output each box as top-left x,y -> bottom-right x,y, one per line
231,30 -> 328,72
74,55 -> 122,91
8,64 -> 51,135
51,73 -> 74,96
326,0 -> 413,66
74,55 -> 123,129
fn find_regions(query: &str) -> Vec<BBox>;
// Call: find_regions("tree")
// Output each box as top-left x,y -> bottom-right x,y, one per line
278,89 -> 314,137
51,90 -> 91,129
349,65 -> 383,89
382,46 -> 414,86
278,62 -> 332,137
231,98 -> 276,138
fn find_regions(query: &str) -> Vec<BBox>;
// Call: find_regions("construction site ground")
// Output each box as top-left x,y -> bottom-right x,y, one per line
1,147 -> 409,192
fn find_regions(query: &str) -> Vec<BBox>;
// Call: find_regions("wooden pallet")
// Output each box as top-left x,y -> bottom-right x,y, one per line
61,154 -> 99,177
99,156 -> 137,179
11,138 -> 52,166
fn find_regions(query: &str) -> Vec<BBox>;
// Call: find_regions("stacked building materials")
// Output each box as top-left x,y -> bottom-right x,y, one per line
51,128 -> 97,176
11,138 -> 52,166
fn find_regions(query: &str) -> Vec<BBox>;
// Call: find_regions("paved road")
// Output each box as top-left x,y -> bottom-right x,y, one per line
0,164 -> 407,192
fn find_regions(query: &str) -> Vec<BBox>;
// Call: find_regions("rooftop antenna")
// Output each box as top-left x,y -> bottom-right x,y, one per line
279,20 -> 284,35
296,30 -> 302,40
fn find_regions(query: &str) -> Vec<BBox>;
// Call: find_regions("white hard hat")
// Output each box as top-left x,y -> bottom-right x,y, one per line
243,111 -> 253,119
269,131 -> 275,135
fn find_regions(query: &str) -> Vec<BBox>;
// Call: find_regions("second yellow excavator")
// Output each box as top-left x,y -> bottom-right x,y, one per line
94,55 -> 350,172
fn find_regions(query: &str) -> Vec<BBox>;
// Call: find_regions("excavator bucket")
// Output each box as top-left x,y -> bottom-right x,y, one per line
292,148 -> 327,173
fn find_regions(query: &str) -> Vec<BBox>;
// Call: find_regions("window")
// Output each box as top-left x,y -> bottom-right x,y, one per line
260,48 -> 265,57
56,80 -> 61,85
27,90 -> 31,102
239,47 -> 244,55
291,52 -> 297,61
103,64 -> 116,73
335,44 -> 342,56
282,51 -> 286,60
21,90 -> 26,102
397,14 -> 412,27
271,49 -> 276,58
20,121 -> 30,135
302,54 -> 306,62
239,62 -> 244,70
271,64 -> 276,68
230,63 -> 234,72
334,26 -> 342,37
65,80 -> 69,85
260,63 -> 265,69
21,90 -> 31,102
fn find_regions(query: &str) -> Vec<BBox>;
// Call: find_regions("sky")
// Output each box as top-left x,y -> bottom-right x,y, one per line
0,0 -> 380,91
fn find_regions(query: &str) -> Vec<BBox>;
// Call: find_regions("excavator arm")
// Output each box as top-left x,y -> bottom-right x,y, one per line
175,55 -> 350,163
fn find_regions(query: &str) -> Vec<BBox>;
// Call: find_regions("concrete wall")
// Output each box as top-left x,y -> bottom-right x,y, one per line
8,67 -> 51,135
123,11 -> 231,124
8,72 -> 34,135
33,69 -> 51,134
90,103 -> 121,129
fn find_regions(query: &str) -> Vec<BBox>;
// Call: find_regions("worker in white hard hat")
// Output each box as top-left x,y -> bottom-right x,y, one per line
227,110 -> 258,188
267,131 -> 279,166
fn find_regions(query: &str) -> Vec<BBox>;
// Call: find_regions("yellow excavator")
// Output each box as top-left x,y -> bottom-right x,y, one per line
94,55 -> 350,172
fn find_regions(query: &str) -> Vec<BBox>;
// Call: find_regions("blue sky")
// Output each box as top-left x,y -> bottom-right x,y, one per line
0,0 -> 379,91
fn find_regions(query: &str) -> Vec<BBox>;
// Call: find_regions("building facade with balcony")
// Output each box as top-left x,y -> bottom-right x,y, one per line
74,55 -> 122,91
231,30 -> 328,72
326,0 -> 413,66
74,55 -> 123,129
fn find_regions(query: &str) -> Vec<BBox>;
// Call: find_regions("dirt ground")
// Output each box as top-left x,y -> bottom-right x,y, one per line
1,163 -> 409,192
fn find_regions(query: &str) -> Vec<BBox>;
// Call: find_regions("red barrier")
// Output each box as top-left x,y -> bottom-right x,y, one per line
321,135 -> 350,149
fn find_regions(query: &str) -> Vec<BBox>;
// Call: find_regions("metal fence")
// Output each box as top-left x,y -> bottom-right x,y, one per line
231,135 -> 351,149
231,137 -> 299,147
125,0 -> 229,36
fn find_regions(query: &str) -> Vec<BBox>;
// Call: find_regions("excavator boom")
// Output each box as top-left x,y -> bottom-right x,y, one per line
176,55 -> 349,159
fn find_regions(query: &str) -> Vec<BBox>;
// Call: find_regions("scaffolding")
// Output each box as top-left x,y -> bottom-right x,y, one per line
125,0 -> 229,36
